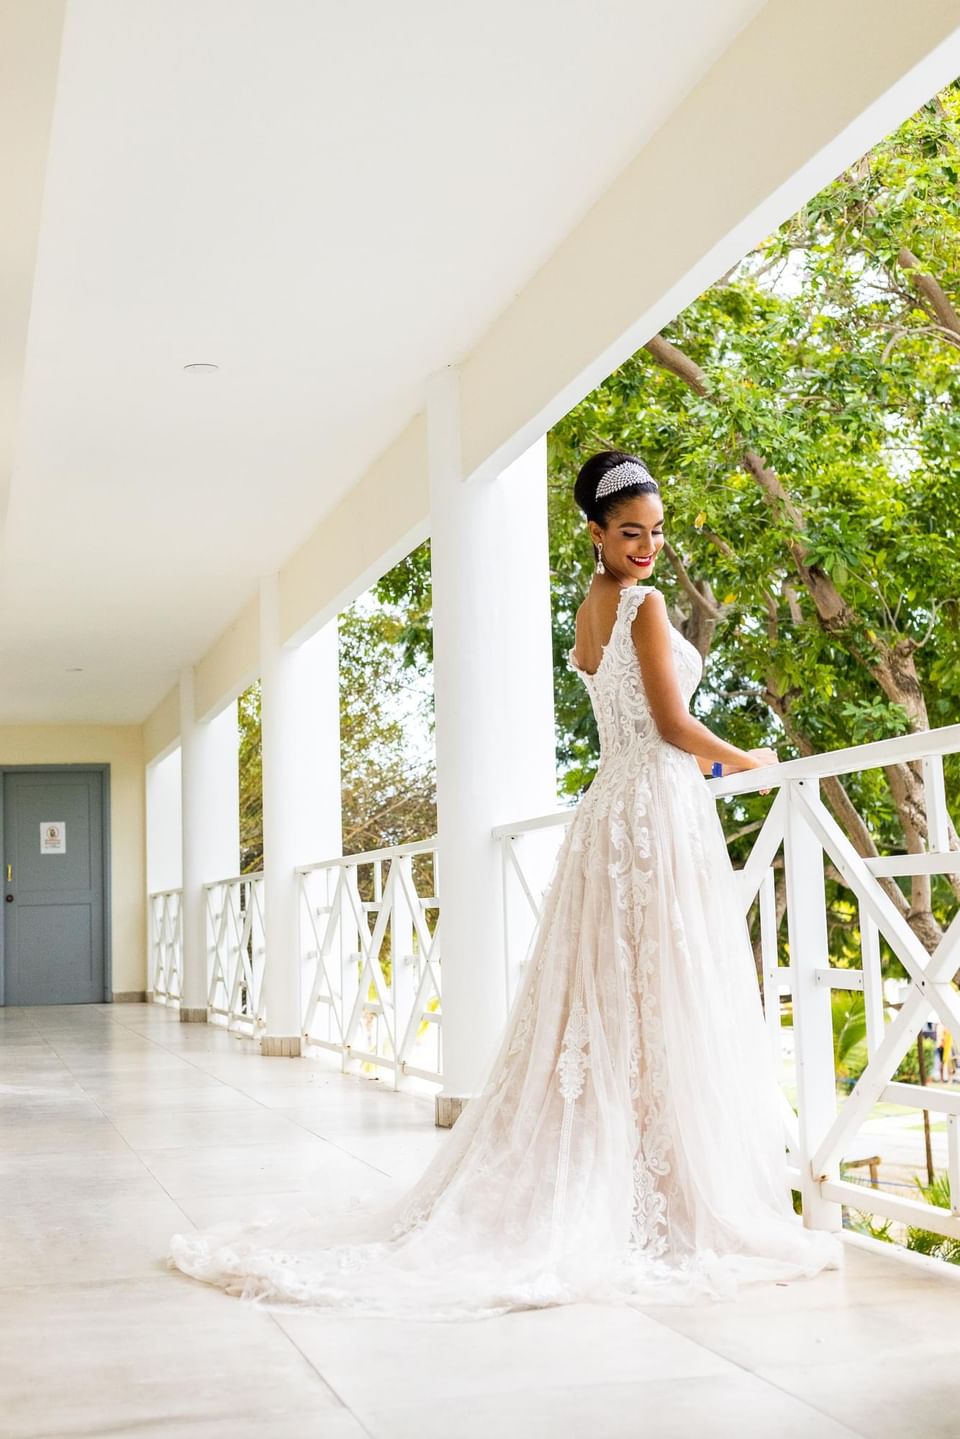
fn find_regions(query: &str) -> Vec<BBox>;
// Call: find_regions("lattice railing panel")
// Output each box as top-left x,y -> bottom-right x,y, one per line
205,874 -> 266,1034
298,840 -> 440,1086
148,888 -> 182,1005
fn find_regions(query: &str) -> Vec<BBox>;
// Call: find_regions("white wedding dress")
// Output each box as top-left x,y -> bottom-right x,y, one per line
169,583 -> 843,1317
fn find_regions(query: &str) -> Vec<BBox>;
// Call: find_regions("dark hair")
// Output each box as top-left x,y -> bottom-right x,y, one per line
574,450 -> 660,520
573,452 -> 661,563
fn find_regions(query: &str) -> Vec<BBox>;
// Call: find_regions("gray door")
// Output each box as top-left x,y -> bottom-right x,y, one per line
3,770 -> 106,1005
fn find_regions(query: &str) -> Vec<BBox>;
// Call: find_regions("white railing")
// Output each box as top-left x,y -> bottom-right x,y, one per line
148,888 -> 182,1004
204,874 -> 266,1034
297,839 -> 441,1086
148,721 -> 960,1253
497,722 -> 960,1247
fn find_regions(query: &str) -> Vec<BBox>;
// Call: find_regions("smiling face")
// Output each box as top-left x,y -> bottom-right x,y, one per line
588,492 -> 665,583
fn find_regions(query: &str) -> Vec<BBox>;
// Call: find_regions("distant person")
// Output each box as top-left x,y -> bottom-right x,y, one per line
937,1022 -> 953,1083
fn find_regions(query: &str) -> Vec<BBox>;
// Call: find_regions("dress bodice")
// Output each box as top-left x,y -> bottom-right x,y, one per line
567,586 -> 703,765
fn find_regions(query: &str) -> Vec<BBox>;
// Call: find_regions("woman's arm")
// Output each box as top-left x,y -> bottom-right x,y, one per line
693,755 -> 761,776
631,593 -> 770,774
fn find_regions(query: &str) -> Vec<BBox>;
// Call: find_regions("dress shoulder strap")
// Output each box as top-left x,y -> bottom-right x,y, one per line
617,585 -> 654,625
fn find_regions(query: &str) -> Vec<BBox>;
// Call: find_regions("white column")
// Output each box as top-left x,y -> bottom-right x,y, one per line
259,574 -> 342,1056
179,669 -> 240,1022
428,368 -> 556,1125
145,748 -> 182,999
146,748 -> 182,896
784,778 -> 843,1231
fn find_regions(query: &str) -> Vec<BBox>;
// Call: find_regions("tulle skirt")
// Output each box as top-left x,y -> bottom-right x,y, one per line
169,741 -> 843,1318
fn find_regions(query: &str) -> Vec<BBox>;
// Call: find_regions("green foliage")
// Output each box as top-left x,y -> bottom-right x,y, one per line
238,682 -> 262,873
337,587 -> 436,855
236,557 -> 436,872
372,541 -> 434,671
906,1172 -> 960,1263
550,86 -> 960,820
844,1208 -> 896,1244
546,82 -> 960,981
238,86 -> 960,932
832,992 -> 868,1081
892,1036 -> 937,1085
844,1165 -> 960,1263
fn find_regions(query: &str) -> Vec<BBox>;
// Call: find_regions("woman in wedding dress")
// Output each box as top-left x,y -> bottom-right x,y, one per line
169,450 -> 843,1317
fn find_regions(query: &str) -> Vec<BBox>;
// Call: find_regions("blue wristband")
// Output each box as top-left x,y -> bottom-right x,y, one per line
711,761 -> 723,777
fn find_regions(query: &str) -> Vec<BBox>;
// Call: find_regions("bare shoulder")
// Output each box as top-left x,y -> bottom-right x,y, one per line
630,588 -> 668,626
630,589 -> 671,652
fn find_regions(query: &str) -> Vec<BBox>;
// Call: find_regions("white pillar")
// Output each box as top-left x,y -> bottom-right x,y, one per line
784,778 -> 843,1231
179,669 -> 240,1022
259,575 -> 342,1056
428,369 -> 556,1125
146,748 -> 182,896
145,748 -> 182,998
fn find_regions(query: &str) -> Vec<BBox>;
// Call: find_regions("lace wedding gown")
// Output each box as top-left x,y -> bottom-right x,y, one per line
169,583 -> 843,1317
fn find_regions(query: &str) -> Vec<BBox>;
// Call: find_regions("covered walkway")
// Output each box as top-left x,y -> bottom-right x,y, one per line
2,1002 -> 958,1439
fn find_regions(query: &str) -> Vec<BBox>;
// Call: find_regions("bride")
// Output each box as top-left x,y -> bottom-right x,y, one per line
169,450 -> 843,1317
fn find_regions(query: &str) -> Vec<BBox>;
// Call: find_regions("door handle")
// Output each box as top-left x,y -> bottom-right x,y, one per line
5,864 -> 10,882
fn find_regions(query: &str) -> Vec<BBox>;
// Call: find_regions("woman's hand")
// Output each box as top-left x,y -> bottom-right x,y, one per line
746,747 -> 778,769
745,746 -> 779,796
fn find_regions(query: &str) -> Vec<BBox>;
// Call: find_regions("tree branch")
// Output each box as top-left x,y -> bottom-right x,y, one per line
661,539 -> 722,618
643,334 -> 709,395
897,247 -> 960,339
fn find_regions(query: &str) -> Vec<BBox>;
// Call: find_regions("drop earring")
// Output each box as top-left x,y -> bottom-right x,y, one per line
595,542 -> 605,575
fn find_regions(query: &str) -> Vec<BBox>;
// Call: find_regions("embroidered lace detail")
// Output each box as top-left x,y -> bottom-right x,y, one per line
168,581 -> 846,1318
565,588 -> 705,1257
556,997 -> 590,1102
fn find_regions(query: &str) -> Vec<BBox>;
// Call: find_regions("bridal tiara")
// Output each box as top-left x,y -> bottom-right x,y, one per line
594,460 -> 658,500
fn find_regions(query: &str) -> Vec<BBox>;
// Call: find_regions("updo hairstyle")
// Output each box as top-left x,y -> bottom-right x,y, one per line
573,450 -> 661,565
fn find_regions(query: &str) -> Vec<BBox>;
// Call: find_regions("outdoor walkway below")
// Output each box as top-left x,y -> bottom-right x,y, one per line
1,1003 -> 958,1439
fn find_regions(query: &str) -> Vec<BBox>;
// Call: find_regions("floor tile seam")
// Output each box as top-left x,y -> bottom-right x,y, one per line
32,1006 -> 211,1085
157,1050 -> 415,1178
26,1009 -> 411,1196
345,1367 -> 869,1426
0,1272 -> 184,1296
90,1003 -> 269,1088
131,1133 -> 393,1183
31,1025 -> 202,1236
638,1327 -> 873,1438
95,1005 -> 248,1081
266,1312 -> 379,1437
236,1101 -> 406,1176
751,1333 -> 960,1372
5,1010 -> 59,1064
276,1126 -> 395,1179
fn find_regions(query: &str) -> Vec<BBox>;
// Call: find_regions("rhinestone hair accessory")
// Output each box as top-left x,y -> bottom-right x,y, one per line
594,460 -> 658,500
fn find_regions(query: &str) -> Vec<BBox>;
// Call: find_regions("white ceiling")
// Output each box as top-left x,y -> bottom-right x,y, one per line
0,0 -> 764,724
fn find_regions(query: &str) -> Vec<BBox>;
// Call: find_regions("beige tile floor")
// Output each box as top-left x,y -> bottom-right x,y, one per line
1,1003 -> 958,1439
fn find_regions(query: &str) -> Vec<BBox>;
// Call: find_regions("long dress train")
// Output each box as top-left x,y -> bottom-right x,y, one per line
168,583 -> 843,1318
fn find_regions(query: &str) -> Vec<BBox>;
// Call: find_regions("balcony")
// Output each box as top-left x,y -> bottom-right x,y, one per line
148,722 -> 960,1253
5,3 -> 960,1435
3,998 -> 959,1438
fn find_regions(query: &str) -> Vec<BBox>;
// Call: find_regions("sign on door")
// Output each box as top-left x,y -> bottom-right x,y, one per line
40,821 -> 66,855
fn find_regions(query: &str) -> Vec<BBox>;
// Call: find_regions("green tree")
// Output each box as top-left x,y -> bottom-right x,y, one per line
237,577 -> 436,871
238,681 -> 262,873
242,84 -> 960,981
338,596 -> 435,855
549,82 -> 960,971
